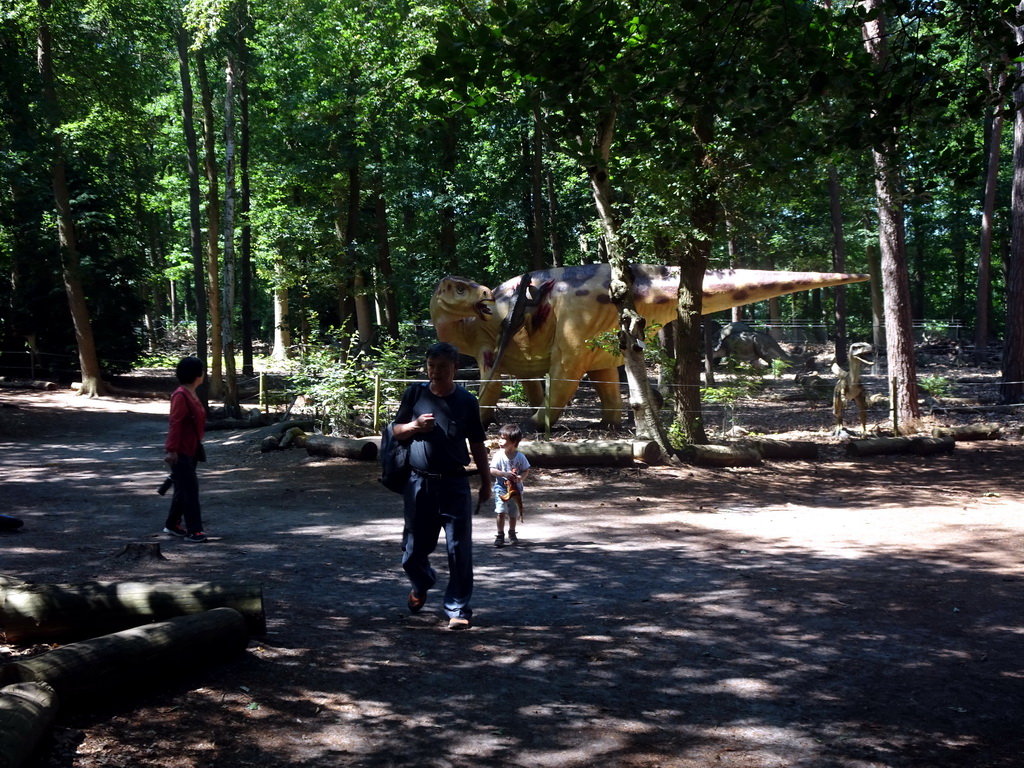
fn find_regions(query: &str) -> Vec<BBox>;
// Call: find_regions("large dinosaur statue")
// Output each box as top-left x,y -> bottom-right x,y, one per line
429,264 -> 869,428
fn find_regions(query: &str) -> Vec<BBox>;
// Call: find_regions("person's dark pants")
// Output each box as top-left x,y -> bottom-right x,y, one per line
402,474 -> 473,619
166,453 -> 203,534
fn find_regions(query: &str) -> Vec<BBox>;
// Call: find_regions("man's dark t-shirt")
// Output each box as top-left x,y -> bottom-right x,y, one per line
395,384 -> 485,476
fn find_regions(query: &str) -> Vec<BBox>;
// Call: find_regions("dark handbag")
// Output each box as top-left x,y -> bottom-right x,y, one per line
378,423 -> 410,493
195,442 -> 206,463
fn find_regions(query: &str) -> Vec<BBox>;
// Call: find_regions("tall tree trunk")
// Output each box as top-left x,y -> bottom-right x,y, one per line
237,0 -> 253,378
270,260 -> 290,362
862,1 -> 920,433
910,209 -> 926,318
222,51 -> 240,418
36,0 -> 105,396
197,49 -> 223,397
175,25 -> 209,403
672,109 -> 715,446
439,116 -> 459,273
586,107 -> 672,453
545,164 -> 563,268
346,164 -> 373,350
726,219 -> 742,323
1002,17 -> 1024,405
977,66 -> 1005,363
371,159 -> 400,339
865,241 -> 885,355
528,110 -> 545,271
541,122 -> 564,268
828,164 -> 848,367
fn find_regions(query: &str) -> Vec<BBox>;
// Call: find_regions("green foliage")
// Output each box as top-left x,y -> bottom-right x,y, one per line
289,325 -> 418,433
700,363 -> 766,431
769,358 -> 791,378
502,378 -> 529,406
585,323 -> 672,370
918,375 -> 954,399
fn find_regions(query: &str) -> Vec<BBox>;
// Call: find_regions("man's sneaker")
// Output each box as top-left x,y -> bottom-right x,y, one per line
163,525 -> 187,538
494,533 -> 505,547
184,531 -> 208,543
448,616 -> 471,631
508,531 -> 518,545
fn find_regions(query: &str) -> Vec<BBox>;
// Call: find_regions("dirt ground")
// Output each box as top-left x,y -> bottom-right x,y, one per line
1,369 -> 1023,768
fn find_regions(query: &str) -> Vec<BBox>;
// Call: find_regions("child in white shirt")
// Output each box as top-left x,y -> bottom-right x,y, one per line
490,423 -> 531,547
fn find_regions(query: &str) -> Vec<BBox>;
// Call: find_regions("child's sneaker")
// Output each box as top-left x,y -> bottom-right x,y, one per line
494,533 -> 505,547
163,525 -> 187,537
184,531 -> 208,543
508,531 -> 518,545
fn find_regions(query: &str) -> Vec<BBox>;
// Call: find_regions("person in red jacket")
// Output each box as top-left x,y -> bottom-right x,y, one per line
163,356 -> 209,542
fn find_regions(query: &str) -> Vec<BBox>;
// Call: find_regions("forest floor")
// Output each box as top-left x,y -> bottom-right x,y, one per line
1,358 -> 1023,768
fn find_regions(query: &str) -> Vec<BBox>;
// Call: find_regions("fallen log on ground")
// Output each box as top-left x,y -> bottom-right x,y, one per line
0,580 -> 265,644
0,379 -> 58,391
743,439 -> 820,461
931,422 -> 1002,441
908,436 -> 956,455
519,439 -> 661,467
845,436 -> 956,457
0,682 -> 58,768
0,608 -> 249,708
303,435 -> 378,460
682,443 -> 762,468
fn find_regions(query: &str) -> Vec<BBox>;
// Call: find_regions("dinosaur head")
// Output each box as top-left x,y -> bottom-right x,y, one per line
849,342 -> 874,366
430,276 -> 496,323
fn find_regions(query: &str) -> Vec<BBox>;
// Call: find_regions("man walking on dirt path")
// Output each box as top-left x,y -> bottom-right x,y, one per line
391,342 -> 491,630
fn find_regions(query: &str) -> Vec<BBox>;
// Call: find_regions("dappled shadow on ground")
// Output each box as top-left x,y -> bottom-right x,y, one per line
2,388 -> 1023,767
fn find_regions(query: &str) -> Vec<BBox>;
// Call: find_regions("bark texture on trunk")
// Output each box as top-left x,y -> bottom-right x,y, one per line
36,0 -> 105,397
0,580 -> 266,643
1002,18 -> 1024,405
0,609 -> 249,708
861,2 -> 919,432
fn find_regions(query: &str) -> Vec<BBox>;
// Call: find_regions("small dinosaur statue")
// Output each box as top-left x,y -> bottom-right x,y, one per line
833,342 -> 874,435
430,264 -> 870,428
711,321 -> 794,371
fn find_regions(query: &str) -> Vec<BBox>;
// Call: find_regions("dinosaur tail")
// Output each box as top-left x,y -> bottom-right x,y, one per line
701,269 -> 870,314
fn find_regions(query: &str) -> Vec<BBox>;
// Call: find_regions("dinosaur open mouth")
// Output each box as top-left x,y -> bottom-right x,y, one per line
475,300 -> 494,318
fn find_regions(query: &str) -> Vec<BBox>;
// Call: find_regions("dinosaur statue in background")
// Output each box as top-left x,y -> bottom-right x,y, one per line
833,342 -> 874,435
429,264 -> 870,428
710,321 -> 796,370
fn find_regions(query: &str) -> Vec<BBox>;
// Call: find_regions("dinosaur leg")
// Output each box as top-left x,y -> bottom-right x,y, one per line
833,388 -> 845,433
588,367 -> 625,428
477,377 -> 503,426
522,379 -> 545,408
854,393 -> 868,433
528,367 -> 585,430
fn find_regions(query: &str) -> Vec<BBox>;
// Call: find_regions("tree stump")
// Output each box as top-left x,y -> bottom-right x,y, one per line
0,682 -> 58,768
113,542 -> 166,562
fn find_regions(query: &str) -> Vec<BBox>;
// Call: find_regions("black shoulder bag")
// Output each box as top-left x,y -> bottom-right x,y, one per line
379,384 -> 424,493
